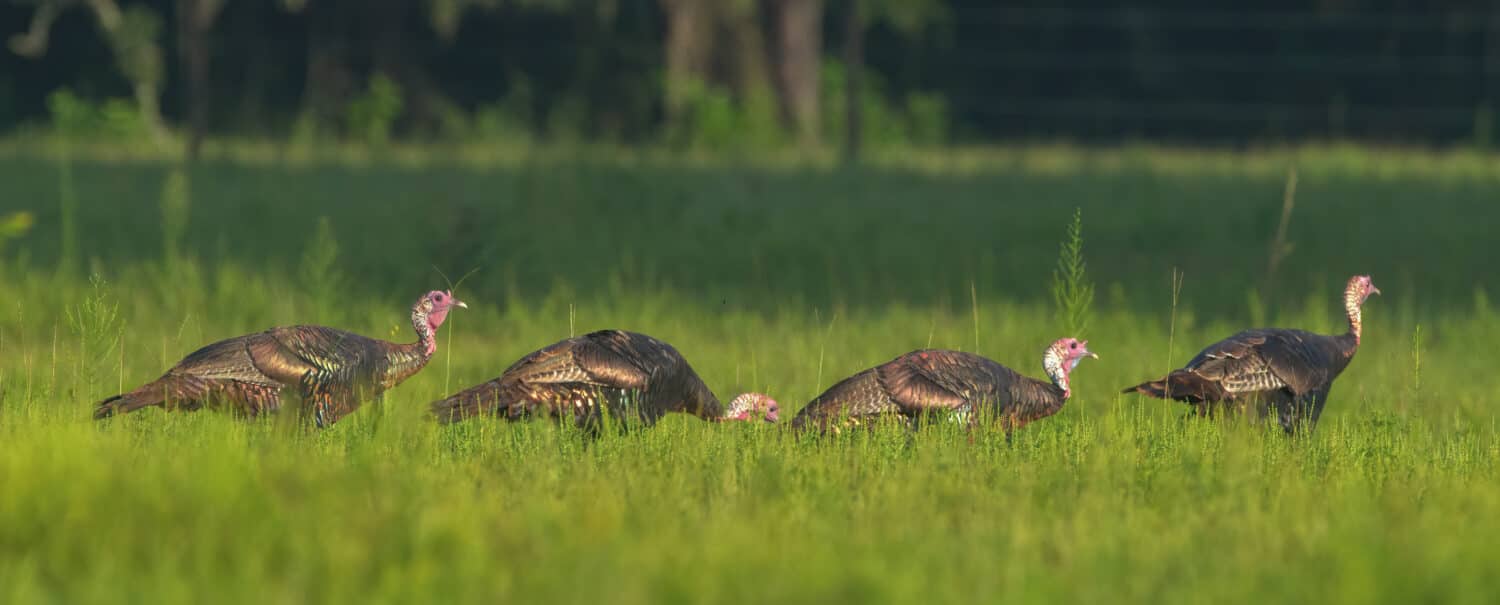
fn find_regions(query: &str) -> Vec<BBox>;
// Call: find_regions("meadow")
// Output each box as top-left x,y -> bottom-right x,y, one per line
0,143 -> 1498,603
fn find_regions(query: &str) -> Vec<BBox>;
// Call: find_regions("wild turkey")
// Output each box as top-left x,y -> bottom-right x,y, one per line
1122,274 -> 1381,434
93,290 -> 467,428
790,338 -> 1097,436
429,329 -> 778,432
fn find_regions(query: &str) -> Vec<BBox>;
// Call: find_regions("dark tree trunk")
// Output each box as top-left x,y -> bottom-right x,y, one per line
841,0 -> 863,162
722,2 -> 772,102
660,0 -> 714,129
1487,6 -> 1500,141
771,0 -> 822,147
369,0 -> 451,135
177,0 -> 222,160
300,0 -> 355,135
233,12 -> 271,133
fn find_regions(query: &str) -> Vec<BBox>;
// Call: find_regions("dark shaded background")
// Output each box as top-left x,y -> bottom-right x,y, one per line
1,0 -> 1497,146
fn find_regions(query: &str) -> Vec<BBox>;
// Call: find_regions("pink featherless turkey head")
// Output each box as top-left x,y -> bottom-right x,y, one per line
420,290 -> 468,331
725,393 -> 780,423
1350,275 -> 1381,304
1042,337 -> 1098,395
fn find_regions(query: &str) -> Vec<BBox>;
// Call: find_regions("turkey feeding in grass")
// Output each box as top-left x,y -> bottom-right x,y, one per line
94,290 -> 466,428
429,329 -> 779,433
790,338 -> 1097,437
1122,274 -> 1380,435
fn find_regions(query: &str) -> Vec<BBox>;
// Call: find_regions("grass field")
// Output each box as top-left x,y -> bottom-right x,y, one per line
1,144 -> 1498,603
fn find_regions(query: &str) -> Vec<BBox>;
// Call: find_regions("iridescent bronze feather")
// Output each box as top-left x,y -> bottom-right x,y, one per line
1123,275 -> 1380,434
93,290 -> 466,428
791,339 -> 1096,437
429,329 -> 777,432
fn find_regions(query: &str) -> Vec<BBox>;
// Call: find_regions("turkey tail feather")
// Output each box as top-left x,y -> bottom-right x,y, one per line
1123,371 -> 1226,403
93,383 -> 168,419
1122,379 -> 1171,398
93,374 -> 220,420
429,381 -> 507,424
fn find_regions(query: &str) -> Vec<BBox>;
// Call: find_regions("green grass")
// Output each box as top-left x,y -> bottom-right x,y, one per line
0,144 -> 1497,603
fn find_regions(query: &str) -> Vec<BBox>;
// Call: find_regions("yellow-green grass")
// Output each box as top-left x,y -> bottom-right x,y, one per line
0,146 -> 1495,603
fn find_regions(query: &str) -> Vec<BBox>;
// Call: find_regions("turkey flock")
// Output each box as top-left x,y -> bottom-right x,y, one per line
93,274 -> 1381,439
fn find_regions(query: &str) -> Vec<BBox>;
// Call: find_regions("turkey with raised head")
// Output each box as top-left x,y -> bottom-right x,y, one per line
1122,274 -> 1380,434
790,338 -> 1097,436
429,329 -> 779,432
94,290 -> 467,428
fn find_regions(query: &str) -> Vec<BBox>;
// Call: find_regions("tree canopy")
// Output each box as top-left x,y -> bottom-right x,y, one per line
1,0 -> 1495,150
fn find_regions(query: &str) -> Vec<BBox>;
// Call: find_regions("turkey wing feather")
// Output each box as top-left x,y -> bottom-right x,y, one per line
167,336 -> 282,387
502,339 -> 651,391
877,357 -> 969,411
1186,329 -> 1337,395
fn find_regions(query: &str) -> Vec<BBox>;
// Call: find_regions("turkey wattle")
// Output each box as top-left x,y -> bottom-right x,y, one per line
1122,274 -> 1380,434
791,338 -> 1097,435
93,290 -> 467,428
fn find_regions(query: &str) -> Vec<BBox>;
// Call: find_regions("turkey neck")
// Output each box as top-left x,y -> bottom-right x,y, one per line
1340,282 -> 1364,356
1018,349 -> 1072,418
687,377 -> 731,421
382,305 -> 437,386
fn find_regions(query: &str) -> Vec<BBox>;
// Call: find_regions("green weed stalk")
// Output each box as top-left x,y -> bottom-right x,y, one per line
1051,208 -> 1094,338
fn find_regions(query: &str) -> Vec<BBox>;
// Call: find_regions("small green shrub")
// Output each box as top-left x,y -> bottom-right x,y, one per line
819,61 -> 950,150
45,89 -> 148,140
0,211 -> 34,261
1474,102 -> 1493,151
64,273 -> 121,401
159,166 -> 191,271
298,216 -> 345,317
1051,208 -> 1094,338
345,73 -> 404,146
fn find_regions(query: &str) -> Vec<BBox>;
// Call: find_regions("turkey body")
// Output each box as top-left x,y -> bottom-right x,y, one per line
94,325 -> 430,428
792,349 -> 1067,434
430,330 -> 726,431
1124,328 -> 1357,434
1124,274 -> 1378,435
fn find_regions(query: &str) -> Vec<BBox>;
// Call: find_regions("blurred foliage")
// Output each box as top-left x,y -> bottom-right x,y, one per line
820,61 -> 948,148
298,216 -> 347,318
0,210 -> 34,258
861,0 -> 950,35
1474,104 -> 1493,151
1,0 -> 1497,148
345,74 -> 405,147
8,0 -> 167,138
105,3 -> 164,94
46,89 -> 149,140
427,0 -> 617,41
468,77 -> 536,142
663,79 -> 787,152
159,166 -> 190,272
0,0 -> 958,150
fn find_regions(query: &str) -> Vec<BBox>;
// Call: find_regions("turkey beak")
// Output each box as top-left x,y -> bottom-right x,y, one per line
455,300 -> 468,309
1369,285 -> 1381,296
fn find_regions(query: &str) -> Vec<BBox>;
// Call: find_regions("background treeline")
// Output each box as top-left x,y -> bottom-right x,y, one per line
2,0 -> 1498,153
